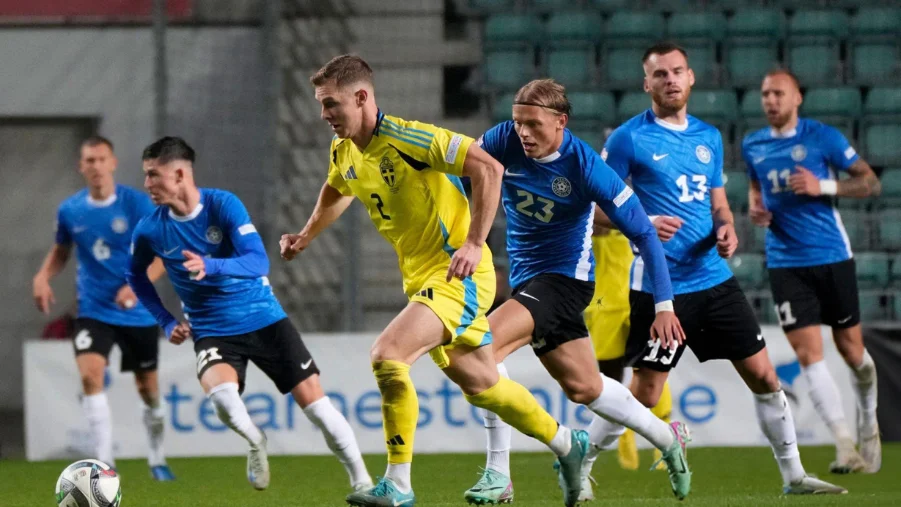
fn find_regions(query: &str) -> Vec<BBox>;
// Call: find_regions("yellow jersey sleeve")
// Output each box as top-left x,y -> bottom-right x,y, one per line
380,116 -> 474,177
325,138 -> 355,196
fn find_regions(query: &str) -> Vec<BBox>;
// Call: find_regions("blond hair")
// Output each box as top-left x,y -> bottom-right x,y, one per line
513,79 -> 571,116
310,54 -> 373,87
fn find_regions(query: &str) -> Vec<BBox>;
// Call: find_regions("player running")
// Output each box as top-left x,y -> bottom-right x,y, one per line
583,43 -> 847,495
32,136 -> 174,480
743,69 -> 881,474
465,79 -> 691,505
281,55 -> 588,507
127,137 -> 372,493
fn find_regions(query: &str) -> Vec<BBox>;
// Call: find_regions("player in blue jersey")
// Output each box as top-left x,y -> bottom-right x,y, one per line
464,79 -> 691,505
32,136 -> 174,480
583,43 -> 846,495
743,69 -> 882,474
126,137 -> 372,494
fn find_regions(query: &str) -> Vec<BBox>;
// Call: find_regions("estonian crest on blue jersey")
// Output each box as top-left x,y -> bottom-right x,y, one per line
695,145 -> 711,164
791,144 -> 807,162
206,226 -> 223,244
380,155 -> 398,192
551,177 -> 572,197
111,217 -> 128,234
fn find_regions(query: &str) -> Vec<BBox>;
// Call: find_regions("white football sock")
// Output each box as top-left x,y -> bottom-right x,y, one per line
386,462 -> 412,493
587,374 -> 674,451
582,414 -> 626,479
803,360 -> 853,442
303,396 -> 371,487
482,363 -> 512,476
549,425 -> 573,457
208,382 -> 263,447
851,350 -> 878,436
754,390 -> 806,484
83,393 -> 114,467
142,397 -> 166,467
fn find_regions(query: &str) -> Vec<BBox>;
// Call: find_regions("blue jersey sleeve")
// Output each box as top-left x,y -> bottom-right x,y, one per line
710,131 -> 725,188
601,126 -> 634,180
584,154 -> 674,303
127,222 -> 178,337
204,193 -> 269,278
55,205 -> 71,245
820,125 -> 859,172
741,137 -> 758,181
478,122 -> 510,163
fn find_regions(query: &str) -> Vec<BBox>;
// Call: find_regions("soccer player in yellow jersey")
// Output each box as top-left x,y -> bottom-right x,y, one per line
280,54 -> 586,507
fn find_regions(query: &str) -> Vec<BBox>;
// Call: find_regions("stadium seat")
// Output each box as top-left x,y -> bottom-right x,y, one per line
729,253 -> 765,290
666,12 -> 726,41
879,169 -> 901,208
492,92 -> 515,123
752,222 -> 767,253
530,0 -> 572,11
878,210 -> 901,251
605,12 -> 665,43
617,92 -> 650,122
859,291 -> 886,322
568,91 -> 616,126
484,14 -> 542,46
755,292 -> 778,325
802,88 -> 862,119
894,291 -> 901,320
546,48 -> 596,87
690,90 -> 739,125
570,128 -> 604,153
851,44 -> 900,85
788,10 -> 848,40
727,8 -> 786,39
839,210 -> 869,251
864,87 -> 901,119
851,8 -> 901,40
725,46 -> 779,87
484,50 -> 535,88
588,0 -> 633,13
864,124 -> 901,167
787,44 -> 842,85
725,172 -> 750,211
468,0 -> 514,13
545,12 -> 604,43
856,252 -> 890,289
683,45 -> 718,85
891,254 -> 901,287
603,47 -> 646,89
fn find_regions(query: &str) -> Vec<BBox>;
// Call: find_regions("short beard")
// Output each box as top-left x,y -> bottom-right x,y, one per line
652,90 -> 689,116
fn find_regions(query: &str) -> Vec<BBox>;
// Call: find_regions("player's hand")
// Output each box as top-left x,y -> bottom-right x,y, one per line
32,276 -> 55,315
168,322 -> 192,345
749,203 -> 772,227
650,310 -> 685,350
447,241 -> 482,282
716,223 -> 738,259
652,216 -> 684,242
182,250 -> 207,281
280,233 -> 309,261
114,285 -> 138,310
789,165 -> 821,196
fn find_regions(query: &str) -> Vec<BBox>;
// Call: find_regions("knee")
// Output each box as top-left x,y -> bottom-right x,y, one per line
792,342 -> 822,366
80,365 -> 105,394
748,365 -> 781,394
632,381 -> 662,407
369,341 -> 393,363
560,378 -> 601,406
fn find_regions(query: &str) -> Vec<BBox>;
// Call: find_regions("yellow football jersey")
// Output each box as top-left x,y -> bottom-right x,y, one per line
326,111 -> 492,295
585,229 -> 635,360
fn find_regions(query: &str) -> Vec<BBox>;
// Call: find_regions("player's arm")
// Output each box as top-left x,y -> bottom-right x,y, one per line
126,228 -> 179,338
791,126 -> 880,198
594,204 -> 683,242
748,179 -> 772,227
282,180 -> 355,261
32,243 -> 71,315
836,159 -> 881,198
184,194 -> 269,280
710,133 -> 737,258
456,143 -> 504,263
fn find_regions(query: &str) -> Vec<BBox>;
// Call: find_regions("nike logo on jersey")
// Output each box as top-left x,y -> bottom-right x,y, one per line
519,292 -> 539,302
505,169 -> 525,177
757,334 -> 763,341
837,315 -> 853,324
72,225 -> 88,233
652,153 -> 669,161
300,359 -> 313,369
753,156 -> 766,164
163,246 -> 179,255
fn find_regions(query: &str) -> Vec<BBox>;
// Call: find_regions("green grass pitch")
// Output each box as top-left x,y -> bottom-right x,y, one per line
4,445 -> 899,506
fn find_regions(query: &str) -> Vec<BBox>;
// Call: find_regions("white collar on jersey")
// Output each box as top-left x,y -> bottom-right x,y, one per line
534,151 -> 562,163
169,202 -> 204,222
769,127 -> 798,139
653,117 -> 689,132
86,192 -> 117,207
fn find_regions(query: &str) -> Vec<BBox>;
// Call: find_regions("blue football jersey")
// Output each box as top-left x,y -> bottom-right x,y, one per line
479,122 -> 673,303
603,110 -> 733,295
130,188 -> 285,339
55,185 -> 157,326
742,118 -> 858,268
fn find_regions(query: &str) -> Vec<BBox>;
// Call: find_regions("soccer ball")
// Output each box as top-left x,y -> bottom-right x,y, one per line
55,459 -> 121,507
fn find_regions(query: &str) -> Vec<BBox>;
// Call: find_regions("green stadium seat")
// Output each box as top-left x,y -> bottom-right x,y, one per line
752,222 -> 767,253
864,124 -> 901,167
568,91 -> 616,126
755,292 -> 778,325
726,46 -> 778,87
864,88 -> 901,118
725,172 -> 750,211
691,90 -> 739,124
604,47 -> 646,89
546,13 -> 604,43
729,253 -> 766,289
547,48 -> 595,87
891,254 -> 901,287
893,291 -> 901,320
851,8 -> 901,40
727,9 -> 787,39
684,45 -> 718,85
788,44 -> 842,85
484,50 -> 535,88
484,14 -> 542,46
738,90 -> 769,140
605,12 -> 665,43
492,92 -> 515,123
879,169 -> 901,209
859,291 -> 886,322
468,0 -> 514,13
589,0 -> 632,13
617,92 -> 650,122
851,44 -> 900,85
530,0 -> 571,11
788,10 -> 848,39
802,88 -> 863,118
839,210 -> 869,251
570,129 -> 604,152
878,210 -> 901,251
856,252 -> 890,289
667,12 -> 726,41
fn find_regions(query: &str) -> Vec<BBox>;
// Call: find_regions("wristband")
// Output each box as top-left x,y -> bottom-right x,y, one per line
655,300 -> 674,313
819,179 -> 837,195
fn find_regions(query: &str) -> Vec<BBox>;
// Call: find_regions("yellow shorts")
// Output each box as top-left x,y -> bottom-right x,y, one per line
585,305 -> 630,361
410,263 -> 496,369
